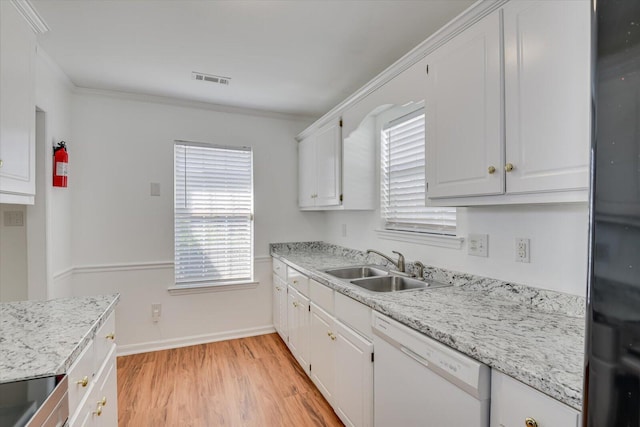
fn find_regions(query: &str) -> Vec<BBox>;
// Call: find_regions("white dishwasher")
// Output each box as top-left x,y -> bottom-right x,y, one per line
372,312 -> 490,427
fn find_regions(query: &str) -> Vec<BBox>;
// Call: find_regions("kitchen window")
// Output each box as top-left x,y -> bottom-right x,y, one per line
172,141 -> 254,292
381,108 -> 456,236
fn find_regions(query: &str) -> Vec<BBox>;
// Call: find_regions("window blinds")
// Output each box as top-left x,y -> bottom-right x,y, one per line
174,142 -> 253,285
381,110 -> 456,235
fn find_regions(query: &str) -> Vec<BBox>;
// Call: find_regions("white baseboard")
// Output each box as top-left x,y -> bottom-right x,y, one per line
116,325 -> 276,356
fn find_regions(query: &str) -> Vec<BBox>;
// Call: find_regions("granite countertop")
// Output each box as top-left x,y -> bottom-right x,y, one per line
0,294 -> 120,383
271,242 -> 586,411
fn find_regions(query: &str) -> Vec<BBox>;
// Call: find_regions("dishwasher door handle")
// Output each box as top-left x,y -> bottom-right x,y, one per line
400,346 -> 430,368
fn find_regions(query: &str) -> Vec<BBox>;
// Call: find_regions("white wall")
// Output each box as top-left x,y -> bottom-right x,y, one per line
323,203 -> 589,296
30,48 -> 74,300
69,92 -> 323,351
0,204 -> 28,301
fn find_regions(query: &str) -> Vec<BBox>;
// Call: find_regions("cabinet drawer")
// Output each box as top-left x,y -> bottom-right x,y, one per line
67,339 -> 95,416
287,267 -> 309,297
335,292 -> 372,341
273,258 -> 286,279
490,370 -> 580,427
310,279 -> 334,314
93,312 -> 116,373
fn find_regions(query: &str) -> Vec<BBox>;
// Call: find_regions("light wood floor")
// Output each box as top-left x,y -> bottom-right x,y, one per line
117,333 -> 344,427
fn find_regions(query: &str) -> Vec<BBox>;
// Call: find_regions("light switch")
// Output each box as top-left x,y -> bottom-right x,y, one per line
150,182 -> 161,196
468,233 -> 488,257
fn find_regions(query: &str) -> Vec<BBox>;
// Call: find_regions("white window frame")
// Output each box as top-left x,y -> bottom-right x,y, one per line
375,104 -> 463,249
169,140 -> 257,295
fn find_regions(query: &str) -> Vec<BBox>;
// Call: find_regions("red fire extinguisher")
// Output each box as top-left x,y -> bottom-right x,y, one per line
53,141 -> 68,187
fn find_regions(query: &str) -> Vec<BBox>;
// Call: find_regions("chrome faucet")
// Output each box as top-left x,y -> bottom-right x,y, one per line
366,249 -> 405,272
413,261 -> 425,279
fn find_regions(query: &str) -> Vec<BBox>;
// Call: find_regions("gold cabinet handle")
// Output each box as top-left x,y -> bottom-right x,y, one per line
275,286 -> 281,291
105,333 -> 115,340
93,405 -> 103,416
99,396 -> 107,406
488,166 -> 496,174
525,417 -> 538,427
0,159 -> 3,168
76,376 -> 89,387
505,163 -> 514,172
293,280 -> 298,284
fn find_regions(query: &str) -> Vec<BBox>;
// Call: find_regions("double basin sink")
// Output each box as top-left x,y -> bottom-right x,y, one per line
323,265 -> 450,293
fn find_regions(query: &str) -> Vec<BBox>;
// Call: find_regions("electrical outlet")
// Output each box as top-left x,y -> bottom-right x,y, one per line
468,234 -> 488,257
151,303 -> 162,322
515,238 -> 530,263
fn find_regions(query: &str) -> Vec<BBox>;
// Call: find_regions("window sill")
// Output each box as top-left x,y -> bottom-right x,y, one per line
168,280 -> 259,296
375,229 -> 464,249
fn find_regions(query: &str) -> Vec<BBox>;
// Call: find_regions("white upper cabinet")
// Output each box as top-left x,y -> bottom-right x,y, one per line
425,10 -> 504,199
425,0 -> 590,205
503,0 -> 590,195
298,118 -> 342,209
0,1 -> 36,204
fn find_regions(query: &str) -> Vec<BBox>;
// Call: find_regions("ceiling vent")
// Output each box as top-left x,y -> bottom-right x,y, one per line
192,72 -> 231,86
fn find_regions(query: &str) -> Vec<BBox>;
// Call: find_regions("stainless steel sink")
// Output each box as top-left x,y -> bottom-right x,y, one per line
323,265 -> 389,280
350,275 -> 450,292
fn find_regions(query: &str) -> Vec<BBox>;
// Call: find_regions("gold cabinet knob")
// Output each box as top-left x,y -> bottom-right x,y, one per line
99,396 -> 107,406
525,417 -> 538,427
488,166 -> 496,174
293,280 -> 298,284
105,333 -> 115,340
76,376 -> 89,387
94,405 -> 103,416
327,331 -> 332,337
330,333 -> 336,341
505,163 -> 514,172
0,159 -> 3,168
292,301 -> 298,308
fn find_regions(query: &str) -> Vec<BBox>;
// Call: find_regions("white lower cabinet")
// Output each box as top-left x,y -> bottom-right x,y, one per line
68,312 -> 118,427
272,274 -> 288,342
310,302 -> 336,404
490,370 -> 580,427
287,285 -> 310,375
309,301 -> 374,427
334,319 -> 373,427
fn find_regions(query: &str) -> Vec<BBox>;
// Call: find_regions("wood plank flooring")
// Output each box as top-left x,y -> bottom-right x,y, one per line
117,333 -> 344,427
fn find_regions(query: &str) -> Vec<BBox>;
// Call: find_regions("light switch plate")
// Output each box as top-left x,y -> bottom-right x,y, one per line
3,211 -> 24,227
468,233 -> 488,257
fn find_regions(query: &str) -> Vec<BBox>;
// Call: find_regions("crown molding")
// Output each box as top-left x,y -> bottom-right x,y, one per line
296,0 -> 508,141
72,86 -> 318,123
11,0 -> 50,34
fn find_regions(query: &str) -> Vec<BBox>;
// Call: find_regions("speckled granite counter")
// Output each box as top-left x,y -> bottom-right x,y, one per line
0,294 -> 120,383
271,242 -> 586,411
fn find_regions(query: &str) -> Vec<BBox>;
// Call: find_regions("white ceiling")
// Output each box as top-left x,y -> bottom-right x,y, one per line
32,0 -> 474,118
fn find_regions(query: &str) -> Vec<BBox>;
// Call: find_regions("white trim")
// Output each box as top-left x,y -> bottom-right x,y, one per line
375,229 -> 464,249
73,87 -> 317,123
116,325 -> 276,356
52,267 -> 74,281
296,0 -> 508,141
167,281 -> 259,296
51,257 -> 271,279
10,0 -> 50,34
73,261 -> 174,274
0,192 -> 34,205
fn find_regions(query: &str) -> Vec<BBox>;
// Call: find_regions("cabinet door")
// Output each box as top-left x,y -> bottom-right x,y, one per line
0,2 -> 35,199
298,135 -> 316,208
96,349 -> 118,427
425,10 -> 503,199
315,119 -> 342,207
287,287 -> 298,354
272,275 -> 281,334
504,0 -> 590,195
309,303 -> 336,405
334,320 -> 373,427
490,370 -> 579,427
278,278 -> 288,341
297,292 -> 311,374
287,286 -> 311,374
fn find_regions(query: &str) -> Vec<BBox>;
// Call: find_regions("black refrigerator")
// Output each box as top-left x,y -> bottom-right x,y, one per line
585,0 -> 640,426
